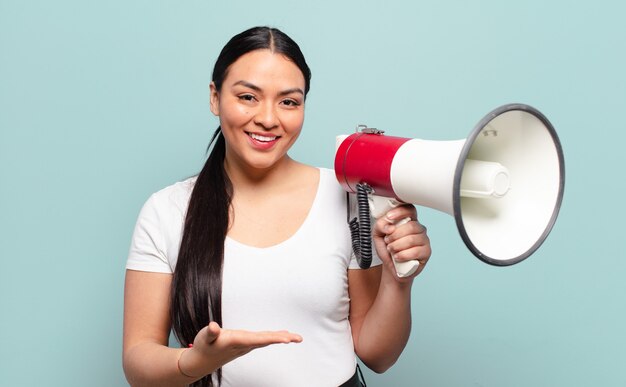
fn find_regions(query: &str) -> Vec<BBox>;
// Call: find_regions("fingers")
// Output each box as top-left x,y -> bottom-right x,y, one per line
386,226 -> 431,260
202,322 -> 301,346
242,330 -> 303,348
375,205 -> 432,278
373,204 -> 418,236
383,220 -> 427,244
385,204 -> 417,225
250,330 -> 302,345
214,329 -> 301,359
218,327 -> 302,350
390,244 -> 431,266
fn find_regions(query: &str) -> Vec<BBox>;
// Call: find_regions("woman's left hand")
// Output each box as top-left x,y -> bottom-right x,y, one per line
372,204 -> 431,282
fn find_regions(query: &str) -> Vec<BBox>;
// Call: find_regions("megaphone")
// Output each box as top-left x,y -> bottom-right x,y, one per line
335,103 -> 565,276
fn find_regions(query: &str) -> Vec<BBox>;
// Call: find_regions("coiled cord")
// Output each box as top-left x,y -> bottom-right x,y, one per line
348,183 -> 373,269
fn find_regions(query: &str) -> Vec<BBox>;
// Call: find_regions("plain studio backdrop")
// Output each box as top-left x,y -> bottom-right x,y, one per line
1,1 -> 624,386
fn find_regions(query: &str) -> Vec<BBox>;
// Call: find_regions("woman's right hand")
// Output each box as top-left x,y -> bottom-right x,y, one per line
178,321 -> 302,379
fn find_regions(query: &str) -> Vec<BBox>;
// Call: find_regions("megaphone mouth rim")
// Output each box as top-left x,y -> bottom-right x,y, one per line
452,103 -> 566,266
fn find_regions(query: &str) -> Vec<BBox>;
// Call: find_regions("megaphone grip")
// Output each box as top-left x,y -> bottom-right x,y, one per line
391,217 -> 420,277
368,196 -> 421,277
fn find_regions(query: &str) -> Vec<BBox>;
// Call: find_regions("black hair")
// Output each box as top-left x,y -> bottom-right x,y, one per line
170,26 -> 311,387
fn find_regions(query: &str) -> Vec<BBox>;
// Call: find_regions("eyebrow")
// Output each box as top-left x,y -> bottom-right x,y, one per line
233,80 -> 304,97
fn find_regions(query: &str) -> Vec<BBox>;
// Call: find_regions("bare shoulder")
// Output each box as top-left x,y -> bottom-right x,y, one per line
287,162 -> 320,191
292,162 -> 319,178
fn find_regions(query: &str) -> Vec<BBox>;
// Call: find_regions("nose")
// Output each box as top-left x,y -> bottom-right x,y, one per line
253,101 -> 279,130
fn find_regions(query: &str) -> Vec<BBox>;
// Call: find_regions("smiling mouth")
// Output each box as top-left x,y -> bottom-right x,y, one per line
246,132 -> 280,142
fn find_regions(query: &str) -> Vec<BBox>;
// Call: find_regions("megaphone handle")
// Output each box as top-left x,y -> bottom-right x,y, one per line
368,196 -> 420,278
391,217 -> 420,277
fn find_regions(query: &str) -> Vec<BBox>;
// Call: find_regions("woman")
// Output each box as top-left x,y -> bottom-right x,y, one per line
123,26 -> 431,387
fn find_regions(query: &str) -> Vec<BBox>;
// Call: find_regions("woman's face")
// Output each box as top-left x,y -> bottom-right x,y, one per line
210,49 -> 306,172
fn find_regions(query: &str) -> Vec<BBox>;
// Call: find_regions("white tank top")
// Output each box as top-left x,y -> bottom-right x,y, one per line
126,168 -> 381,386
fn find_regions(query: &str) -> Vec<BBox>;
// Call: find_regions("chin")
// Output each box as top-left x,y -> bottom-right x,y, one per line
244,155 -> 283,171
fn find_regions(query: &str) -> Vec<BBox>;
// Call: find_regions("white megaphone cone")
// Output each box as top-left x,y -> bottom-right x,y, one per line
335,103 -> 565,276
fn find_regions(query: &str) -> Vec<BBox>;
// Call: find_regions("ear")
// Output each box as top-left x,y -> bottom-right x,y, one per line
209,82 -> 219,116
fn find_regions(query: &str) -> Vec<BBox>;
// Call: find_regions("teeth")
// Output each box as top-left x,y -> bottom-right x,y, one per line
249,133 -> 277,142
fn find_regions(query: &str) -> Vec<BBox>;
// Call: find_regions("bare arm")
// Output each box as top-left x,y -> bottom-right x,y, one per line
123,270 -> 193,387
348,205 -> 431,373
123,270 -> 302,387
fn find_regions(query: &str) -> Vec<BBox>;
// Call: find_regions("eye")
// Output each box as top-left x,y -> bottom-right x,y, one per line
238,94 -> 257,102
281,99 -> 301,107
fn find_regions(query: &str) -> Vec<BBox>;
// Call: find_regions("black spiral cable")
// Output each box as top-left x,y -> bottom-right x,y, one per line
348,183 -> 373,269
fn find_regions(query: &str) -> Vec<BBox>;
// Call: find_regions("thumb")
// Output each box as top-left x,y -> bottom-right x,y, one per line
205,321 -> 221,343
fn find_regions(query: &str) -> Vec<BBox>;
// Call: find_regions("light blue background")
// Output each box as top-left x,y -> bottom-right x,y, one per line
1,1 -> 625,386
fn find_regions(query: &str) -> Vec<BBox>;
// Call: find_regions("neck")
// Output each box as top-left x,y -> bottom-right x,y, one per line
224,155 -> 298,192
